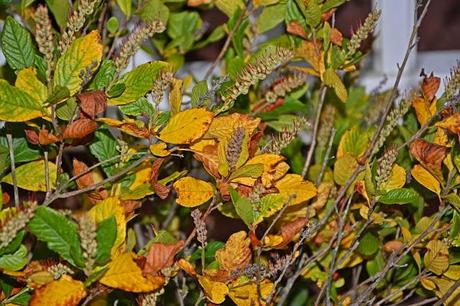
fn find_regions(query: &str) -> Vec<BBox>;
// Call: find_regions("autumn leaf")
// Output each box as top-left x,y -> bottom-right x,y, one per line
159,108 -> 214,144
204,113 -> 261,140
412,97 -> 433,125
216,231 -> 251,273
30,275 -> 86,306
97,117 -> 150,138
421,74 -> 440,102
15,67 -> 47,103
410,139 -> 447,180
149,142 -> 171,157
73,159 -> 107,203
323,68 -> 348,102
436,113 -> 460,135
380,164 -> 406,192
78,90 -> 107,119
173,177 -> 214,207
143,240 -> 184,274
197,275 -> 229,304
99,252 -> 164,292
2,160 -> 57,192
275,174 -> 317,205
63,119 -> 98,139
169,78 -> 183,115
411,164 -> 441,195
424,240 -> 449,275
287,21 -> 307,39
228,278 -> 273,306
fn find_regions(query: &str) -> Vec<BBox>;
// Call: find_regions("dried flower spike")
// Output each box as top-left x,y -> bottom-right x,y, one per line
78,216 -> 97,275
34,6 -> 55,80
191,209 -> 207,247
0,202 -> 37,249
445,61 -> 460,100
375,146 -> 398,188
226,127 -> 245,172
347,9 -> 381,56
264,117 -> 309,154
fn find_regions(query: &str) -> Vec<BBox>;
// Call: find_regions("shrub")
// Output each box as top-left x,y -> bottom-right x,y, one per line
0,0 -> 459,305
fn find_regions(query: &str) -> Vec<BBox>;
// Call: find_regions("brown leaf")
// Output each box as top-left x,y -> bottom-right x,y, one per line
280,217 -> 307,244
421,74 -> 441,102
322,8 -> 336,21
410,139 -> 448,179
25,129 -> 39,145
215,231 -> 252,273
143,240 -> 185,275
73,159 -> 93,189
2,192 -> 10,204
63,119 -> 98,139
78,90 -> 107,119
384,240 -> 403,253
38,129 -> 60,145
153,183 -> 170,199
121,200 -> 142,218
330,28 -> 343,45
287,21 -> 307,39
149,158 -> 170,199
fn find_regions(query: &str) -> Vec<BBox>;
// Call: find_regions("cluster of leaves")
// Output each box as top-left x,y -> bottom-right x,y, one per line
0,0 -> 459,305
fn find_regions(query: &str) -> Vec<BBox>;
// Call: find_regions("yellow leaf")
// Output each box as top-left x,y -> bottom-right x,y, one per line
216,231 -> 251,272
149,142 -> 171,157
173,177 -> 213,207
322,68 -> 348,102
411,164 -> 441,195
54,31 -> 103,95
30,275 -> 86,306
275,174 -> 317,205
228,278 -> 273,306
436,113 -> 460,135
296,41 -> 323,75
159,108 -> 214,144
2,160 -> 57,192
424,240 -> 449,275
412,97 -> 432,125
129,162 -> 152,190
444,265 -> 460,280
333,154 -> 358,186
243,154 -> 285,187
204,113 -> 260,140
99,252 -> 164,292
380,164 -> 406,191
169,78 -> 183,115
15,67 -> 47,103
88,197 -> 126,256
421,276 -> 436,291
336,126 -> 370,159
197,275 -> 229,304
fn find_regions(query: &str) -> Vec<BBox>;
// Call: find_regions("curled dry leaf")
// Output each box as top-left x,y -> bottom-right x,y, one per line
287,21 -> 307,39
421,74 -> 441,102
436,113 -> 460,135
216,231 -> 251,273
73,159 -> 107,203
63,119 -> 98,139
410,139 -> 447,179
173,177 -> 213,207
150,158 -> 170,199
78,90 -> 107,119
25,129 -> 60,145
100,252 -> 165,292
30,275 -> 86,306
143,240 -> 185,275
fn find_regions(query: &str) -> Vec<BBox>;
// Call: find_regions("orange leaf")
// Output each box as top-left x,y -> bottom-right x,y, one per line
410,139 -> 448,180
63,119 -> 98,139
421,74 -> 440,102
197,275 -> 229,304
287,21 -> 307,39
30,275 -> 86,306
216,231 -> 251,273
78,90 -> 107,119
143,240 -> 184,274
412,97 -> 433,125
436,113 -> 460,135
330,28 -> 343,45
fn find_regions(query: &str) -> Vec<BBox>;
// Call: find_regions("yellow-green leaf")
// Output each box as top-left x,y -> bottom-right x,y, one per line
100,252 -> 164,292
411,164 -> 441,195
0,80 -> 42,122
275,174 -> 317,205
108,61 -> 169,105
173,177 -> 213,207
169,78 -> 183,115
323,68 -> 348,102
54,31 -> 103,95
15,67 -> 47,103
215,0 -> 245,17
159,108 -> 214,144
424,240 -> 449,275
2,160 -> 57,191
333,154 -> 358,186
380,164 -> 406,192
88,197 -> 126,256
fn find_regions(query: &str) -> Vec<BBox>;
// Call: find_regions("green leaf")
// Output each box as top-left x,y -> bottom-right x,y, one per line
0,80 -> 42,122
0,135 -> 40,169
0,230 -> 25,256
54,31 -> 103,95
378,188 -> 420,205
45,0 -> 70,29
0,17 -> 36,71
140,0 -> 169,25
215,0 -> 245,17
322,0 -> 345,12
89,60 -> 117,90
450,211 -> 460,247
167,12 -> 201,52
190,241 -> 225,262
107,17 -> 119,34
56,97 -> 78,120
0,245 -> 28,271
95,216 -> 117,265
230,188 -> 255,227
2,160 -> 57,192
45,85 -> 70,106
228,164 -> 264,181
446,193 -> 460,211
120,97 -> 155,117
256,3 -> 287,33
303,0 -> 321,28
323,68 -> 348,102
254,194 -> 285,225
108,61 -> 169,105
358,231 -> 379,257
28,206 -> 85,268
190,80 -> 208,107
116,0 -> 132,17
89,129 -> 118,176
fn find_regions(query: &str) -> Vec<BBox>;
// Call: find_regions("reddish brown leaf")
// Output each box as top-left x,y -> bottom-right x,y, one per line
143,240 -> 185,275
121,200 -> 142,218
73,159 -> 107,204
78,90 -> 107,119
410,139 -> 448,179
153,183 -> 170,199
38,129 -> 60,145
421,74 -> 440,102
330,28 -> 343,45
63,119 -> 98,139
2,192 -> 10,204
280,217 -> 307,243
25,129 -> 39,145
286,21 -> 307,39
322,8 -> 336,21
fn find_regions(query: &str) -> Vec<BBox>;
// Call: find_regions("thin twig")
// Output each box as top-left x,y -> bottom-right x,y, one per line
6,133 -> 19,207
432,278 -> 460,306
44,151 -> 51,199
302,86 -> 327,178
316,128 -> 336,186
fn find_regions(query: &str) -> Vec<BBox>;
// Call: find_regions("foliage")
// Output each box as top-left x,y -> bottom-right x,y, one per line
0,0 -> 459,305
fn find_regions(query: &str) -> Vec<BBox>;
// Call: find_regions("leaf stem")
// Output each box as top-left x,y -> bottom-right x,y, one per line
6,133 -> 19,208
